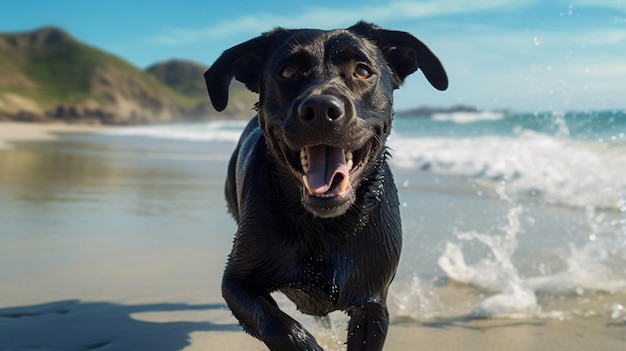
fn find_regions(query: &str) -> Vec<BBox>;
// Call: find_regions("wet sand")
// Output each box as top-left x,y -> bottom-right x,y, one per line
0,122 -> 115,150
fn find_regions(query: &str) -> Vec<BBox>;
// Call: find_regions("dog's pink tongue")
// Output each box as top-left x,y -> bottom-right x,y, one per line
304,145 -> 350,196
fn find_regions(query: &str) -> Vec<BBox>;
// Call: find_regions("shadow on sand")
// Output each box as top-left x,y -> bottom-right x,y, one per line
0,300 -> 239,350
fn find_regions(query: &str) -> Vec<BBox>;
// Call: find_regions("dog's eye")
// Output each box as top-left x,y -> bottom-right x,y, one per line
354,65 -> 372,79
280,66 -> 298,79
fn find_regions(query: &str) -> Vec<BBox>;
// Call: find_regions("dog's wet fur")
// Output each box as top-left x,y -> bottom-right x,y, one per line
205,21 -> 447,350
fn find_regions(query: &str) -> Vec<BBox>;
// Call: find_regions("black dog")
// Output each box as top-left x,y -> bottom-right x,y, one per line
205,21 -> 447,350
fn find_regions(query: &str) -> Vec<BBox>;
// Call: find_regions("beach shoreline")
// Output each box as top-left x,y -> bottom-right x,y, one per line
0,121 -> 116,150
1,121 -> 625,350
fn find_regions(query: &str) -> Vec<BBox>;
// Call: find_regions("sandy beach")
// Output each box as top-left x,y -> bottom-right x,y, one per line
1,121 -> 625,350
0,122 -> 114,150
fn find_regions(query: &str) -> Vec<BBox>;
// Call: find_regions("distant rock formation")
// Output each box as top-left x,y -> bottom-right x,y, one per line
0,27 -> 257,124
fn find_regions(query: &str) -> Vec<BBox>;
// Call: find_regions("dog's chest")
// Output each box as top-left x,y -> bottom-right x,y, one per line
279,254 -> 350,314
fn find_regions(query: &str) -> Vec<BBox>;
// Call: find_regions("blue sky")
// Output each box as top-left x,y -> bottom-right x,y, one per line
1,0 -> 624,112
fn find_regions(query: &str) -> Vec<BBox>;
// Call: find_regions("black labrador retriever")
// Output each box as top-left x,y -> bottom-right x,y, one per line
205,21 -> 447,350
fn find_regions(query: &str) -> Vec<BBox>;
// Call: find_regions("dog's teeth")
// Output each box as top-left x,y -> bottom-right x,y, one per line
345,151 -> 353,170
302,175 -> 311,193
300,149 -> 308,172
338,174 -> 350,195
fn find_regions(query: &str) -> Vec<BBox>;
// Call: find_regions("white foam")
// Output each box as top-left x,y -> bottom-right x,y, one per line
527,242 -> 626,295
390,275 -> 439,320
389,130 -> 626,211
525,205 -> 626,295
431,111 -> 506,124
101,120 -> 246,143
438,241 -> 510,293
471,283 -> 539,318
437,206 -> 541,318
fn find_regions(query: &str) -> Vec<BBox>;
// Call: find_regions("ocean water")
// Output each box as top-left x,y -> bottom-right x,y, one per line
391,110 -> 626,211
97,110 -> 626,322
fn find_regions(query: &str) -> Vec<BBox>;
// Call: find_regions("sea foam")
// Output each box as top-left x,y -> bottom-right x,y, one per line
389,130 -> 626,211
103,121 -> 247,143
431,111 -> 506,124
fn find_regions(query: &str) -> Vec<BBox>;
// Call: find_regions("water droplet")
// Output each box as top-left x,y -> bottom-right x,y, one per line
611,303 -> 624,319
533,35 -> 542,46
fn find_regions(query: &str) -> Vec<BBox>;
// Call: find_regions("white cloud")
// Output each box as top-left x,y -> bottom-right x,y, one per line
571,0 -> 625,11
152,0 -> 527,45
574,28 -> 626,46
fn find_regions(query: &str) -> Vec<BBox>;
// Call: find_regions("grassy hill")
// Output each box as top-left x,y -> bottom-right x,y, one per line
0,27 -> 257,124
146,59 -> 208,97
146,59 -> 259,121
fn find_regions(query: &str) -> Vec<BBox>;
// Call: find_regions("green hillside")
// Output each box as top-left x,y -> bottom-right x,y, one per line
146,59 -> 258,120
0,27 -> 257,124
147,59 -> 208,97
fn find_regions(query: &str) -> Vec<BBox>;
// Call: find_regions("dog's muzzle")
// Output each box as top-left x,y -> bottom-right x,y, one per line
274,94 -> 377,217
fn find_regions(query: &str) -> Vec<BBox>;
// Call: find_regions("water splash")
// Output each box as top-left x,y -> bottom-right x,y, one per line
391,275 -> 439,320
552,111 -> 570,138
527,242 -> 626,295
526,204 -> 626,295
611,303 -> 625,320
438,206 -> 540,318
437,199 -> 626,319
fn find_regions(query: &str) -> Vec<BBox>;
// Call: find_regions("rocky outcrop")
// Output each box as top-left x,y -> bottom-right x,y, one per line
0,27 -> 257,124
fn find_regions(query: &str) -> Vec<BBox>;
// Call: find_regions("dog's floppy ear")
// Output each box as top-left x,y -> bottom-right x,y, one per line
349,21 -> 448,91
204,36 -> 266,112
204,29 -> 288,111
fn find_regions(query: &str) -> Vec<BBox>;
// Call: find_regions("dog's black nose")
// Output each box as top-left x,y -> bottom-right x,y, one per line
297,95 -> 345,123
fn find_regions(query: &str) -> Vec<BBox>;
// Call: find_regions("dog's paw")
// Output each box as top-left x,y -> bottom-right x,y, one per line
256,317 -> 324,351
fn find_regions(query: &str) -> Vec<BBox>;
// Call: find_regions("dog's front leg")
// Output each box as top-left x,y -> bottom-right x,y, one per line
222,277 -> 323,351
346,302 -> 389,351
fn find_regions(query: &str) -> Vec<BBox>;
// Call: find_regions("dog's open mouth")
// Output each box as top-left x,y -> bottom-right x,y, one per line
278,140 -> 374,200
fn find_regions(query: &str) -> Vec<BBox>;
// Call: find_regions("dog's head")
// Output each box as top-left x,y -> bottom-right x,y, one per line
206,21 -> 447,218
